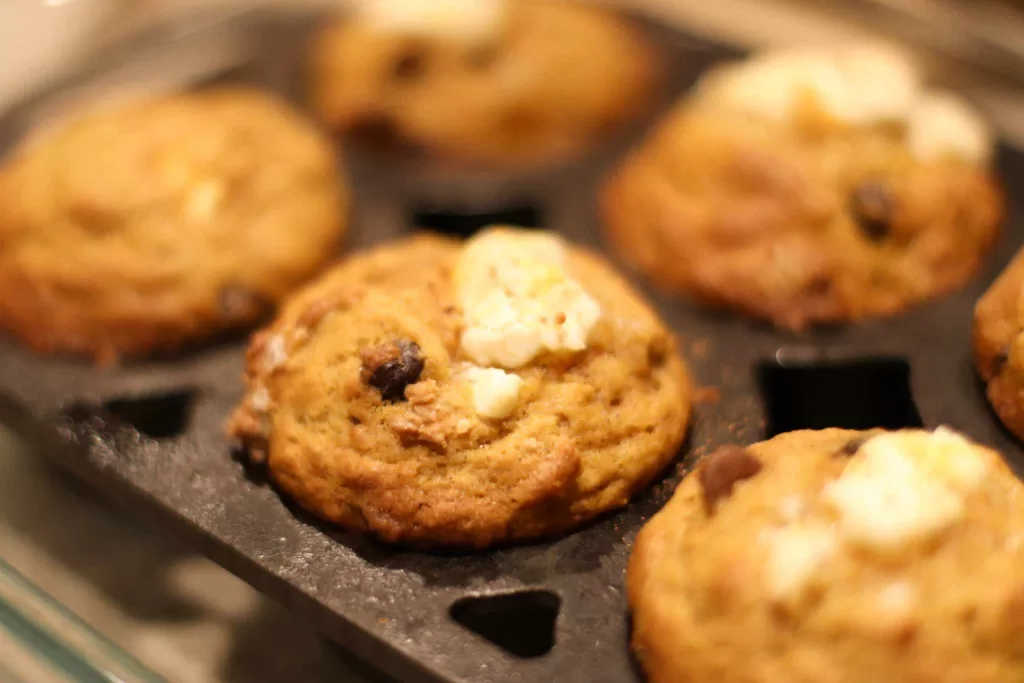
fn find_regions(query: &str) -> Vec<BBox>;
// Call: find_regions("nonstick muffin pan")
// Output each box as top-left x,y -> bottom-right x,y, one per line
0,7 -> 1022,683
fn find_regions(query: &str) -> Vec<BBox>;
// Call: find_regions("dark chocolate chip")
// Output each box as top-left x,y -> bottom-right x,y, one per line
850,181 -> 895,240
361,340 -> 425,402
837,435 -> 868,457
392,45 -> 428,81
698,445 -> 763,513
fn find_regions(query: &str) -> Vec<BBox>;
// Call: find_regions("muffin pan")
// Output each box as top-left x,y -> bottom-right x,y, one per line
0,7 -> 1022,683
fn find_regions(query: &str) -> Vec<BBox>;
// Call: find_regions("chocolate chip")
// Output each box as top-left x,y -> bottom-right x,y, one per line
850,182 -> 895,240
698,445 -> 763,513
361,340 -> 425,402
392,44 -> 428,81
837,435 -> 867,457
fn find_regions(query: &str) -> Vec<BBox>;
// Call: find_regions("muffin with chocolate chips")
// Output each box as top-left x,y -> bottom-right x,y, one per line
602,43 -> 1002,330
0,88 -> 348,363
307,0 -> 659,167
629,428 -> 1024,683
227,228 -> 690,548
974,248 -> 1024,441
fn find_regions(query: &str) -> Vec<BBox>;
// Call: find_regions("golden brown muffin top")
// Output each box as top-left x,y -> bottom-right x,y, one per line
602,44 -> 1003,329
307,0 -> 659,167
228,228 -> 690,547
629,428 -> 1024,683
0,87 -> 347,362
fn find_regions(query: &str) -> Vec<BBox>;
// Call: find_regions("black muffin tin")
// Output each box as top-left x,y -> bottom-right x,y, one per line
1,7 -> 1021,683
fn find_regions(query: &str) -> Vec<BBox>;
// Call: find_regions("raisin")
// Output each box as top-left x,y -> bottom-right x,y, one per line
850,181 -> 895,240
361,340 -> 425,402
698,445 -> 763,513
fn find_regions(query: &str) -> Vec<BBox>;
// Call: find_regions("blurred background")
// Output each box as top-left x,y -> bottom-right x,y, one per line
1,0 -> 1023,681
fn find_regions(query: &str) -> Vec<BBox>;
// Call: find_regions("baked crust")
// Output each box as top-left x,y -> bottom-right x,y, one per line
628,429 -> 1024,683
0,87 -> 348,363
307,0 -> 659,167
602,103 -> 1003,330
227,233 -> 690,548
974,247 -> 1024,441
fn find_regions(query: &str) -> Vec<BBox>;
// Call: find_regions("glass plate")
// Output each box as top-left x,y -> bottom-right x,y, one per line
0,558 -> 164,683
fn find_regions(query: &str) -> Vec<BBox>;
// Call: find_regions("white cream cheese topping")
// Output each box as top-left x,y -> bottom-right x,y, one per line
698,44 -> 919,126
454,228 -> 602,370
823,428 -> 990,553
359,0 -> 508,46
764,524 -> 837,601
760,428 -> 992,597
908,92 -> 992,163
697,43 -> 991,162
464,366 -> 523,420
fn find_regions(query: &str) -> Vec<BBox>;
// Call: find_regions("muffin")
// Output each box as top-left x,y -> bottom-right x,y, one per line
602,43 -> 1002,330
227,227 -> 690,547
0,87 -> 348,363
307,0 -> 659,167
629,428 -> 1024,682
974,247 -> 1024,441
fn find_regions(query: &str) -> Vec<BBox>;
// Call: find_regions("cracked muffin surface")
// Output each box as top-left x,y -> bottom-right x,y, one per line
307,0 -> 659,168
602,44 -> 1002,330
628,428 -> 1024,683
0,87 -> 348,363
227,229 -> 690,548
